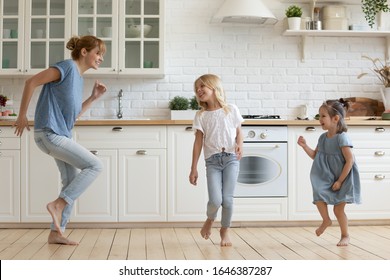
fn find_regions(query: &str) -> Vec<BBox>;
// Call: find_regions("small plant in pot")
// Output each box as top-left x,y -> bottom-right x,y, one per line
189,96 -> 200,110
169,96 -> 197,120
285,5 -> 303,30
361,0 -> 389,29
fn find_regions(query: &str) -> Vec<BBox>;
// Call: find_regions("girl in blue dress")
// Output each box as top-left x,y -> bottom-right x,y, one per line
297,99 -> 361,246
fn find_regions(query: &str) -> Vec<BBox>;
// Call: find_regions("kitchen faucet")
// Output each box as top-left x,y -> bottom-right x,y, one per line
117,89 -> 123,119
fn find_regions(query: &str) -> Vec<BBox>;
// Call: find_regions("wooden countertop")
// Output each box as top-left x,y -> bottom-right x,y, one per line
2,117 -> 390,127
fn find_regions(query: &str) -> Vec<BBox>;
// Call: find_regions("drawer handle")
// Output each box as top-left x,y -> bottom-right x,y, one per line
112,127 -> 123,132
90,150 -> 98,155
0,151 -> 2,156
375,127 -> 386,132
375,174 -> 386,180
375,151 -> 385,156
185,126 -> 193,131
136,150 -> 147,155
305,127 -> 316,131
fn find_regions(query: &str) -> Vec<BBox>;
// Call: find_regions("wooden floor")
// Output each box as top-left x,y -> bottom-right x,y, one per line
1,225 -> 390,260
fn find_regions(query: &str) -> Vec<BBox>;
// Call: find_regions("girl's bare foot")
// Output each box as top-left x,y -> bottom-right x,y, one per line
315,219 -> 332,236
46,198 -> 66,234
200,218 -> 213,240
220,227 -> 232,247
337,235 -> 350,246
48,230 -> 79,245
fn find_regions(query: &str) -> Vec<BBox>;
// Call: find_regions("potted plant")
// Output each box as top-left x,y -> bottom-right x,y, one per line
285,5 -> 303,30
358,55 -> 390,117
189,96 -> 200,110
169,96 -> 197,120
362,0 -> 390,29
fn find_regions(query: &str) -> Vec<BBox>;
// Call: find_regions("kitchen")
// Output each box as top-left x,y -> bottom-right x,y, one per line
1,0 -> 390,264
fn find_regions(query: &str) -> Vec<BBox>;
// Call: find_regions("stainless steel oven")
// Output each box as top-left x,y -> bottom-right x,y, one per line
235,124 -> 288,197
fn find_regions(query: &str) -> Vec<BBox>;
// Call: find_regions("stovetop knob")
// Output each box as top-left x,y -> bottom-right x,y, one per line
247,130 -> 256,138
260,132 -> 267,139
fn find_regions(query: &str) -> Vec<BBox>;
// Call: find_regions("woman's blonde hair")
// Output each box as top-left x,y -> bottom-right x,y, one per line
193,74 -> 229,113
66,35 -> 106,60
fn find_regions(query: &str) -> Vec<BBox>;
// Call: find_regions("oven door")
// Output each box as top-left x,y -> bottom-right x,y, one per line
235,142 -> 287,197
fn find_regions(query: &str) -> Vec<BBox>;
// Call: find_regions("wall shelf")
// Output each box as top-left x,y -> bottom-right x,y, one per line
283,30 -> 390,62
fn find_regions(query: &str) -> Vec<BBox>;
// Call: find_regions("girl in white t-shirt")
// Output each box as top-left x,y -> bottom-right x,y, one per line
189,74 -> 243,246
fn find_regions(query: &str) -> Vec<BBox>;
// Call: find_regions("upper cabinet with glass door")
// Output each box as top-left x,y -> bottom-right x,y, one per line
24,0 -> 72,75
73,0 -> 118,76
0,0 -> 23,75
119,0 -> 164,77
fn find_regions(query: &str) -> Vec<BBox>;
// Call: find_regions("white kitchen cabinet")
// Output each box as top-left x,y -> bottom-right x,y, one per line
21,129 -> 63,222
118,148 -> 166,221
0,126 -> 20,222
1,0 -> 165,77
346,126 -> 390,219
75,125 -> 167,222
1,0 -> 72,75
71,149 -> 118,222
167,126 -> 207,221
288,125 -> 390,221
74,0 -> 165,77
288,125 -> 323,221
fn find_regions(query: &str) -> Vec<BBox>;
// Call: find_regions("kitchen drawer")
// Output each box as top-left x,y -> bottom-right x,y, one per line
0,127 -> 18,137
350,126 -> 390,149
354,149 -> 390,172
0,137 -> 20,149
74,126 -> 166,149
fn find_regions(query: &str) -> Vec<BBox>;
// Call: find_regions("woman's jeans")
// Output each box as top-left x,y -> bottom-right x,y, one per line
205,152 -> 240,228
34,129 -> 103,232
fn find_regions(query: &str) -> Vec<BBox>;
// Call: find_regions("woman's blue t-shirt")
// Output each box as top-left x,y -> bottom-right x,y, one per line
34,59 -> 84,138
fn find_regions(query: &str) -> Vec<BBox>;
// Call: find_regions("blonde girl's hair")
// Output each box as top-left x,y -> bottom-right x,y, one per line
320,98 -> 350,133
66,35 -> 106,60
193,74 -> 230,113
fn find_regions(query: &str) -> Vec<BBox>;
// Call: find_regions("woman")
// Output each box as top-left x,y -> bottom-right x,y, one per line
14,35 -> 107,245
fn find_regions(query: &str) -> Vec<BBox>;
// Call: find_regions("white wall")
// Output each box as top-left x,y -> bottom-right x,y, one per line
0,0 -> 386,120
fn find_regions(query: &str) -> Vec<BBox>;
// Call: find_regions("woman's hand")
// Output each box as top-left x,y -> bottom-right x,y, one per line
332,181 -> 342,191
91,80 -> 107,100
13,115 -> 30,137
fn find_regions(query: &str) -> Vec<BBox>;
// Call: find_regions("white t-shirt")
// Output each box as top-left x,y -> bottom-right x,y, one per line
193,104 -> 244,160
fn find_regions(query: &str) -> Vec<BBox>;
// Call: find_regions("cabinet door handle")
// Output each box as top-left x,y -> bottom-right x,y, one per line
112,127 -> 123,132
305,127 -> 316,131
136,150 -> 147,155
185,126 -> 193,131
375,127 -> 386,132
0,128 -> 2,133
0,141 -> 2,146
90,150 -> 98,155
374,174 -> 386,180
375,151 -> 385,156
0,151 -> 2,156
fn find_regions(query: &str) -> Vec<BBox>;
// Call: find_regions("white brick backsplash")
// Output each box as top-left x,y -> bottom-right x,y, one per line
1,0 -> 387,120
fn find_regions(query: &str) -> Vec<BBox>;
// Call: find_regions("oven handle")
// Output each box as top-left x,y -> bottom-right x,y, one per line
243,144 -> 281,149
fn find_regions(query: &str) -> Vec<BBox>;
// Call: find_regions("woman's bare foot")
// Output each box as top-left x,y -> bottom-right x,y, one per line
48,230 -> 79,245
220,227 -> 232,247
315,219 -> 332,236
46,198 -> 66,234
337,235 -> 350,246
200,218 -> 213,240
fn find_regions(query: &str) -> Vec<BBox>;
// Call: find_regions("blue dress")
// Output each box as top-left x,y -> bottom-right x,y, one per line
310,132 -> 361,205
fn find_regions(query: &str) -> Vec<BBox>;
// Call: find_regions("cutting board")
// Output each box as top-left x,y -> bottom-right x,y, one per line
344,97 -> 384,116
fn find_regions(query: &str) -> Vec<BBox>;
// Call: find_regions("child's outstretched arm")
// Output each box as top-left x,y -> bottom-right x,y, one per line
332,146 -> 354,191
297,136 -> 317,159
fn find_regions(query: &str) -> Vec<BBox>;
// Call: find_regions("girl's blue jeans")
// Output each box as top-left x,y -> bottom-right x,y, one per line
34,129 -> 103,232
205,152 -> 240,228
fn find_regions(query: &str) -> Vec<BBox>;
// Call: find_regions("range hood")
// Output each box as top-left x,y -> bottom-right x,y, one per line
211,0 -> 278,24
